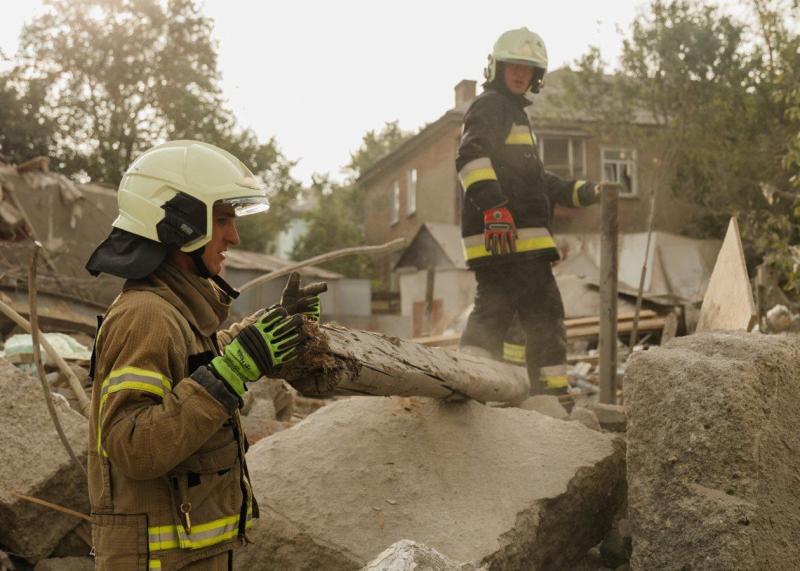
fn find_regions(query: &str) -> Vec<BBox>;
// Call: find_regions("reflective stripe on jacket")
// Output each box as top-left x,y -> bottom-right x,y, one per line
456,85 -> 597,268
88,262 -> 259,570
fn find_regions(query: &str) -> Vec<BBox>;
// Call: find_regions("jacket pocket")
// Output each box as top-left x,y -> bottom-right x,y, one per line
92,513 -> 149,571
88,450 -> 114,512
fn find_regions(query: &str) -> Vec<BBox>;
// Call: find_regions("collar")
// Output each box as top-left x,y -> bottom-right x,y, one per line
485,85 -> 531,109
124,261 -> 230,337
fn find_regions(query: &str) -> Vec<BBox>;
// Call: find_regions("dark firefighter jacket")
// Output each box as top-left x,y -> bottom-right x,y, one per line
456,85 -> 598,269
88,261 -> 260,571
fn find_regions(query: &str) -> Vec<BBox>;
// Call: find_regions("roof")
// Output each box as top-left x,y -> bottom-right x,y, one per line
527,68 -> 658,126
223,249 -> 342,280
394,223 -> 465,271
359,68 -> 658,183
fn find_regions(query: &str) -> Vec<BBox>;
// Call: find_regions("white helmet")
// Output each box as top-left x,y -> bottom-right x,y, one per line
114,140 -> 269,252
87,140 -> 269,281
484,28 -> 548,93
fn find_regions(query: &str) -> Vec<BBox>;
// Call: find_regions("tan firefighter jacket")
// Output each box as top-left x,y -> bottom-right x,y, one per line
88,261 -> 260,571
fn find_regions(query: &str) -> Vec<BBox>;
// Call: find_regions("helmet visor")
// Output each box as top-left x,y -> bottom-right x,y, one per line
219,196 -> 270,217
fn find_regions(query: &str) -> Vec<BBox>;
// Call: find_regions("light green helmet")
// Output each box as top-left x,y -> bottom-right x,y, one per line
114,140 -> 269,253
484,28 -> 548,92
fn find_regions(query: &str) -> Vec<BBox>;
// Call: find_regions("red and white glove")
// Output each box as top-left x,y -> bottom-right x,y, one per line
483,206 -> 517,255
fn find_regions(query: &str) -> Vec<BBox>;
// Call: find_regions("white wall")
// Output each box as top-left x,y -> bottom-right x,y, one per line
398,267 -> 476,332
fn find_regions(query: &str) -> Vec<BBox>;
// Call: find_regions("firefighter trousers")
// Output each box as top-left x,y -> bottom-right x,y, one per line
460,258 -> 567,393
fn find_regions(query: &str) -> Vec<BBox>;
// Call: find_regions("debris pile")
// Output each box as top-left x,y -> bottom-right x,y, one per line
0,358 -> 89,564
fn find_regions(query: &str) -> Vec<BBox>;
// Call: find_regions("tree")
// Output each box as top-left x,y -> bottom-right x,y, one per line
7,0 -> 300,251
345,121 -> 411,179
0,70 -> 53,163
289,175 -> 373,277
290,122 -> 413,277
563,0 -> 800,292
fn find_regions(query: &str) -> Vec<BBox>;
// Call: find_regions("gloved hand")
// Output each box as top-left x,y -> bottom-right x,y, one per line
584,182 -> 600,201
280,271 -> 328,322
209,306 -> 306,399
483,206 -> 517,255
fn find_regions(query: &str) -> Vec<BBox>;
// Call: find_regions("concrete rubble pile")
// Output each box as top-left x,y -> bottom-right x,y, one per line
0,358 -> 89,564
361,540 -> 476,571
625,331 -> 800,569
237,396 -> 626,570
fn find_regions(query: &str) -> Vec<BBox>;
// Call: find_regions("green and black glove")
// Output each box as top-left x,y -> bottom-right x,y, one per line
208,306 -> 306,400
280,271 -> 327,322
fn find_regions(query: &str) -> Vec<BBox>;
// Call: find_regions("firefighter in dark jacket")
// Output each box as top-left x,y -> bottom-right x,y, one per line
457,28 -> 601,395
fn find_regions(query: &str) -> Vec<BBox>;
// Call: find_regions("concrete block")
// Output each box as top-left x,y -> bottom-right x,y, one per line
0,359 -> 88,562
625,332 -> 800,569
237,396 -> 625,570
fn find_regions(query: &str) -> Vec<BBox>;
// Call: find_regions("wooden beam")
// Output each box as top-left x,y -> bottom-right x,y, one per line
599,183 -> 620,404
282,323 -> 529,403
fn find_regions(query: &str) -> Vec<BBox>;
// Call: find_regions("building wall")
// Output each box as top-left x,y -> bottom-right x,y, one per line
364,126 -> 461,289
547,127 -> 695,236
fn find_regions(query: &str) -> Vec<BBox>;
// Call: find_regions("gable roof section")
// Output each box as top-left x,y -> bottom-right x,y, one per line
394,223 -> 465,270
358,109 -> 463,187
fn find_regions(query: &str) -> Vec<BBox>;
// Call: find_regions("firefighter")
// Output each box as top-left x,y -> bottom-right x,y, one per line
85,140 -> 324,570
457,28 -> 600,395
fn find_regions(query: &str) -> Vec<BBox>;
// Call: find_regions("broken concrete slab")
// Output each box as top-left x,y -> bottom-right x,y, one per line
238,396 -> 625,570
625,332 -> 800,569
570,407 -> 601,431
361,540 -> 476,571
515,395 -> 568,419
0,358 -> 88,562
582,403 -> 626,432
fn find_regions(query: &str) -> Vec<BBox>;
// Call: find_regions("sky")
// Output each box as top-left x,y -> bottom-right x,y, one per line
0,0 -> 741,186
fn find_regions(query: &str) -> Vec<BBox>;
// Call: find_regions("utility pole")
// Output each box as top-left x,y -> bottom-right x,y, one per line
599,183 -> 620,404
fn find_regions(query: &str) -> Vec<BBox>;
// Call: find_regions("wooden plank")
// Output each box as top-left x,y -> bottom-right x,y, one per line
696,217 -> 756,332
568,317 -> 666,339
411,311 -> 664,347
565,309 -> 657,328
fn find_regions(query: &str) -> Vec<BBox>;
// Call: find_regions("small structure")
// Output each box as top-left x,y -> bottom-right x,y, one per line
394,223 -> 473,337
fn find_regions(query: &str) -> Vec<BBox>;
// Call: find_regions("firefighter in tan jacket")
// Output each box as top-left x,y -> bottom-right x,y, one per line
85,140 -> 324,570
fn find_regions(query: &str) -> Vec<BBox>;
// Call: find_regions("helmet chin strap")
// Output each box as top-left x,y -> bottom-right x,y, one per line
189,246 -> 240,299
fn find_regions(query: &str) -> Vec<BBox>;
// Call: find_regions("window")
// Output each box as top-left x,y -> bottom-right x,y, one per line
538,136 -> 586,179
406,168 -> 417,215
602,148 -> 637,196
390,180 -> 400,225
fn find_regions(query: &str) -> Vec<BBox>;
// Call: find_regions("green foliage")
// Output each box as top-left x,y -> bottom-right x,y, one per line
564,0 -> 800,293
4,0 -> 300,252
345,121 -> 411,178
289,122 -> 412,277
0,73 -> 53,163
289,176 -> 374,278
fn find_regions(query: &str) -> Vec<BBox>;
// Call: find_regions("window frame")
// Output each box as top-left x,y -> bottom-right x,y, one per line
389,180 -> 400,225
406,168 -> 417,216
537,134 -> 587,179
601,147 -> 638,197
